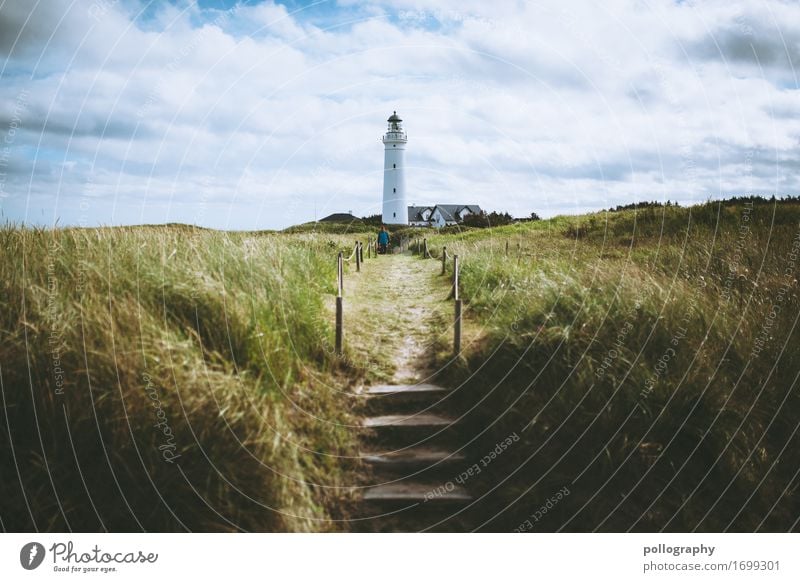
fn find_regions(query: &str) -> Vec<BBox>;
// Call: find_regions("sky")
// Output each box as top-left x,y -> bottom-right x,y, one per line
0,0 -> 798,230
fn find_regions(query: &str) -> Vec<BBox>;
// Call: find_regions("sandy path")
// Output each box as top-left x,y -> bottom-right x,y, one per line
342,253 -> 451,384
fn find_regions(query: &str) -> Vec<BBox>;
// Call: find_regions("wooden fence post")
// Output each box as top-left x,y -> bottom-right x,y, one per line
453,254 -> 459,301
441,246 -> 447,275
423,238 -> 429,258
454,299 -> 462,355
355,242 -> 361,272
338,251 -> 344,296
336,252 -> 343,355
453,254 -> 461,355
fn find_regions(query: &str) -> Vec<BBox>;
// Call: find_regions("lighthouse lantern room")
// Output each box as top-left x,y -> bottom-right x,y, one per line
381,111 -> 408,225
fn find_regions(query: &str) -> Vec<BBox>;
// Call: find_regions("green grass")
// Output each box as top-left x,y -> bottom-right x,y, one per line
283,221 -> 375,235
0,225 -> 368,532
4,199 -> 799,533
425,200 -> 800,531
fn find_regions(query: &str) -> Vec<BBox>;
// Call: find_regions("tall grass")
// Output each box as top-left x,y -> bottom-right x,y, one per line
0,225 -> 358,532
429,201 -> 800,531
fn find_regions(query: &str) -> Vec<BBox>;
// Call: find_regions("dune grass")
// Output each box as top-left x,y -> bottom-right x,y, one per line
4,199 -> 798,533
425,200 -> 800,531
0,225 -> 365,532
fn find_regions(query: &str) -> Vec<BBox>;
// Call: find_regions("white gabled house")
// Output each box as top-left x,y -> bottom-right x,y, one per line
408,205 -> 434,226
408,204 -> 482,227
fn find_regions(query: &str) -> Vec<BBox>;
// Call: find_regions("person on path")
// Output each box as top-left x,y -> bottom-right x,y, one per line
377,227 -> 390,254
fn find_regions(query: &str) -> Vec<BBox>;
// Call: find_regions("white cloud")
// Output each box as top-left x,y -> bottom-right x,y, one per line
0,0 -> 798,229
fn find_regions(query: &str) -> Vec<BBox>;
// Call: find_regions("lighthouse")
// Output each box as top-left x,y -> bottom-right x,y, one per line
381,111 -> 408,225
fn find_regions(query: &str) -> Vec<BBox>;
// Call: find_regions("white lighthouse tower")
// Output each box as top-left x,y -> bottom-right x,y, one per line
381,111 -> 408,225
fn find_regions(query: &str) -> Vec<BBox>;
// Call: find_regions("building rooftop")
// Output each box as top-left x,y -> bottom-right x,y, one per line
408,205 -> 431,222
408,204 -> 482,223
432,204 -> 482,222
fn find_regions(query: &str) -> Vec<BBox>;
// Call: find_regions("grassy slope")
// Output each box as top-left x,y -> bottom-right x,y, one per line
4,200 -> 798,533
284,222 -> 376,235
0,225 -> 367,532
426,200 -> 800,531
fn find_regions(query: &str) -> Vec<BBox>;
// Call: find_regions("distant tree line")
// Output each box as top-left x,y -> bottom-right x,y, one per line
720,194 -> 800,205
606,200 -> 680,212
605,195 -> 800,213
361,213 -> 383,225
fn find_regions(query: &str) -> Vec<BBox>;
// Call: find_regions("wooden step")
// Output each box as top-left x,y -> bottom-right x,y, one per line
360,447 -> 465,466
362,383 -> 450,414
353,480 -> 475,532
360,447 -> 467,479
361,412 -> 458,447
362,413 -> 453,428
362,481 -> 471,503
364,383 -> 447,395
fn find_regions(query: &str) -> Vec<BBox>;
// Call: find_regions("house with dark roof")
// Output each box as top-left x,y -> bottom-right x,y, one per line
431,204 -> 482,227
408,205 -> 434,226
408,204 -> 482,227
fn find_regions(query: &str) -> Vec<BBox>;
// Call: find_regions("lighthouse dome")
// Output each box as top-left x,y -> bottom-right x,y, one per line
387,111 -> 402,122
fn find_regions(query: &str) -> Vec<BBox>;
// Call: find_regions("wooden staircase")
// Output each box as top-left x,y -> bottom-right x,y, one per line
351,383 -> 473,532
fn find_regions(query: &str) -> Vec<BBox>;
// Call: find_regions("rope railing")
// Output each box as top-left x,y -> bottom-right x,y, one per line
342,242 -> 359,262
334,241 -> 362,355
426,245 -> 444,260
413,237 -> 463,356
412,234 -> 541,356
